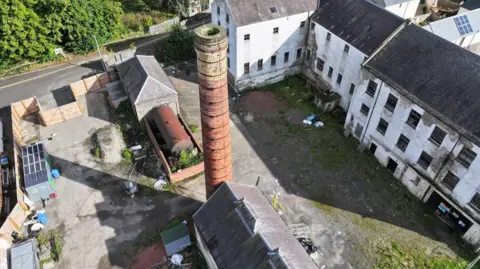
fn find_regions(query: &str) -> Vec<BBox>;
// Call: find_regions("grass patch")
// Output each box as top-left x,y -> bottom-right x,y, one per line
375,241 -> 478,269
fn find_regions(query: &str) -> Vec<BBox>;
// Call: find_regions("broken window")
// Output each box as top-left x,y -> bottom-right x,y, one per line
244,34 -> 250,41
344,44 -> 350,53
470,193 -> 480,213
349,83 -> 355,95
326,32 -> 331,41
396,134 -> 410,152
366,80 -> 377,97
429,126 -> 446,147
296,48 -> 302,60
360,104 -> 370,116
457,146 -> 477,168
257,59 -> 263,71
336,73 -> 343,85
328,66 -> 333,78
273,27 -> 279,34
316,58 -> 324,71
442,171 -> 459,191
406,109 -> 421,129
376,118 -> 389,135
284,52 -> 289,63
244,63 -> 249,74
417,151 -> 433,170
271,55 -> 276,66
385,94 -> 398,112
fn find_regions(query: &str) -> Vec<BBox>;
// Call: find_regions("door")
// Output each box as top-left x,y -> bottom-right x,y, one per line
387,158 -> 398,173
369,143 -> 377,154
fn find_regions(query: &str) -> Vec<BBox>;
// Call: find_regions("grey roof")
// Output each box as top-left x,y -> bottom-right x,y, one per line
365,23 -> 480,143
11,239 -> 39,269
193,182 -> 318,269
225,0 -> 316,26
311,0 -> 405,55
116,55 -> 177,105
22,143 -> 49,188
423,8 -> 480,42
462,0 -> 480,11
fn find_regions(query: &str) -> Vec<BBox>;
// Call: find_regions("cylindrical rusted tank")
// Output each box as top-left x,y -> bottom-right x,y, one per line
194,24 -> 232,198
152,106 -> 193,155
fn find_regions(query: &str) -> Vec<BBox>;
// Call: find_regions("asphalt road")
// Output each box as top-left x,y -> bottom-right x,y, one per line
0,60 -> 104,109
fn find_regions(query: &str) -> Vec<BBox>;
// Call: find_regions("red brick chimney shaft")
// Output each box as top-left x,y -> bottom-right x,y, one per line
194,25 -> 232,198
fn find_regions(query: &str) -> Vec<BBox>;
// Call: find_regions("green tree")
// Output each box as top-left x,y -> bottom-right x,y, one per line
0,0 -> 55,65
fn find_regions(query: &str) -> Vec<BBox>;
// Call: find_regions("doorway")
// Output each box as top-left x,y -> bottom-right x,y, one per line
369,143 -> 377,154
387,158 -> 398,173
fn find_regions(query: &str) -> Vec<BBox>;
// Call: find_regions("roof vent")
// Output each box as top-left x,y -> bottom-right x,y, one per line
269,7 -> 277,13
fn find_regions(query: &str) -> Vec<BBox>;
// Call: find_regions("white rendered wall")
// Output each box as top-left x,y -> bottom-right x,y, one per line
385,0 -> 420,19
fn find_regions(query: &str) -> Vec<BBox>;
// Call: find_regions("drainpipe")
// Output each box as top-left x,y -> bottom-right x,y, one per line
303,11 -> 312,68
359,81 -> 384,147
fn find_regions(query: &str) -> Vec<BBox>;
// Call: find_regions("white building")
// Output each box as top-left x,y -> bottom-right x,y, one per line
423,8 -> 480,55
346,22 -> 480,246
303,0 -> 404,109
370,0 -> 420,18
211,0 -> 316,91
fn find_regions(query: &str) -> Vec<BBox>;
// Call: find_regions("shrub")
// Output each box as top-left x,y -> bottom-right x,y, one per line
122,148 -> 133,162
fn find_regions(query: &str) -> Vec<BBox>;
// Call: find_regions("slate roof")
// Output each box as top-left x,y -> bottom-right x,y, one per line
193,182 -> 318,269
423,8 -> 480,41
225,0 -> 316,26
116,55 -> 177,105
462,0 -> 480,11
311,0 -> 405,55
365,23 -> 480,143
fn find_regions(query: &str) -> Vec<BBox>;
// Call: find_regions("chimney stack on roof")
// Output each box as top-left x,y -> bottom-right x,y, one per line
194,25 -> 232,198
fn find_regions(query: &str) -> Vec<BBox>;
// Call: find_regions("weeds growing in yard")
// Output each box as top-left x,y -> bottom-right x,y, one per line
170,149 -> 203,172
188,124 -> 199,133
122,148 -> 133,162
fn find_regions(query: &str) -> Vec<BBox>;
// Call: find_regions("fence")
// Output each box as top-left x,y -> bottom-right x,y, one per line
149,17 -> 180,35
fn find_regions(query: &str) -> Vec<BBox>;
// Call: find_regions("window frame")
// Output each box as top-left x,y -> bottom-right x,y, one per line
244,62 -> 250,74
429,126 -> 446,147
306,49 -> 311,60
385,94 -> 398,112
300,21 -> 305,28
376,118 -> 389,135
226,13 -> 229,23
470,193 -> 480,213
366,80 -> 377,97
326,32 -> 331,41
257,59 -> 263,71
244,34 -> 250,41
327,66 -> 333,78
406,109 -> 421,129
442,171 -> 460,191
217,6 -> 220,14
271,55 -> 276,66
273,27 -> 279,34
227,57 -> 230,68
284,52 -> 289,63
316,58 -> 324,71
296,48 -> 302,60
457,146 -> 477,168
336,73 -> 343,85
349,83 -> 355,95
344,44 -> 350,53
360,104 -> 370,116
417,151 -> 433,170
396,134 -> 410,152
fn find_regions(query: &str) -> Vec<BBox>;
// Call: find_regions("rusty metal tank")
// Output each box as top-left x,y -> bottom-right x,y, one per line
152,106 -> 193,155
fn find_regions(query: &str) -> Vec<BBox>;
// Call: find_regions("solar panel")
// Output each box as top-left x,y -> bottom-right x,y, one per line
454,15 -> 474,36
22,143 -> 49,187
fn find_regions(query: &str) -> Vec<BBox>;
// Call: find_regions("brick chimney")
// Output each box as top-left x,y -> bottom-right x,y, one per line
194,24 -> 232,198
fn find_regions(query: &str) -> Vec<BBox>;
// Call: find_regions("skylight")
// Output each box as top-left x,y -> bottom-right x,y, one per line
454,15 -> 474,36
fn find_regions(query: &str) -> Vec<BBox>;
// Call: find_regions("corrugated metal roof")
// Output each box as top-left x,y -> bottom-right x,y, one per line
423,9 -> 480,42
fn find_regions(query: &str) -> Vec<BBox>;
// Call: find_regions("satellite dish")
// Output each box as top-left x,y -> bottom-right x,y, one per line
171,254 -> 183,265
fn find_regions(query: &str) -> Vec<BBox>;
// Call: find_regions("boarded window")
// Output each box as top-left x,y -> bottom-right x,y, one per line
385,94 -> 398,112
328,66 -> 333,78
271,55 -> 276,66
284,52 -> 289,63
257,59 -> 263,71
470,193 -> 480,213
442,171 -> 459,191
244,63 -> 249,74
377,118 -> 389,135
457,146 -> 477,168
406,109 -> 421,128
429,126 -> 446,147
316,58 -> 324,71
417,151 -> 433,170
336,73 -> 343,85
360,104 -> 370,116
344,44 -> 350,53
366,80 -> 377,97
396,134 -> 410,152
349,83 -> 355,95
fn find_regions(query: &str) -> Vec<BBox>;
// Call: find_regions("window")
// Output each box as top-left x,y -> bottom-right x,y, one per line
360,104 -> 370,116
244,34 -> 250,41
366,80 -> 377,97
326,33 -> 331,41
296,48 -> 302,60
306,49 -> 311,60
376,118 -> 389,135
310,22 -> 315,29
316,58 -> 324,71
271,55 -> 276,66
226,29 -> 229,36
457,146 -> 477,168
396,134 -> 410,152
244,63 -> 249,74
385,94 -> 398,112
284,52 -> 289,63
349,83 -> 355,95
217,6 -> 220,14
257,59 -> 263,71
328,66 -> 333,78
227,57 -> 230,68
470,193 -> 480,213
406,109 -> 421,129
442,171 -> 459,191
218,20 -> 221,26
417,151 -> 433,170
429,126 -> 446,147
227,45 -> 229,53
273,27 -> 279,34
300,21 -> 305,28
336,73 -> 343,85
344,44 -> 350,53
269,6 -> 277,13
226,14 -> 229,23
